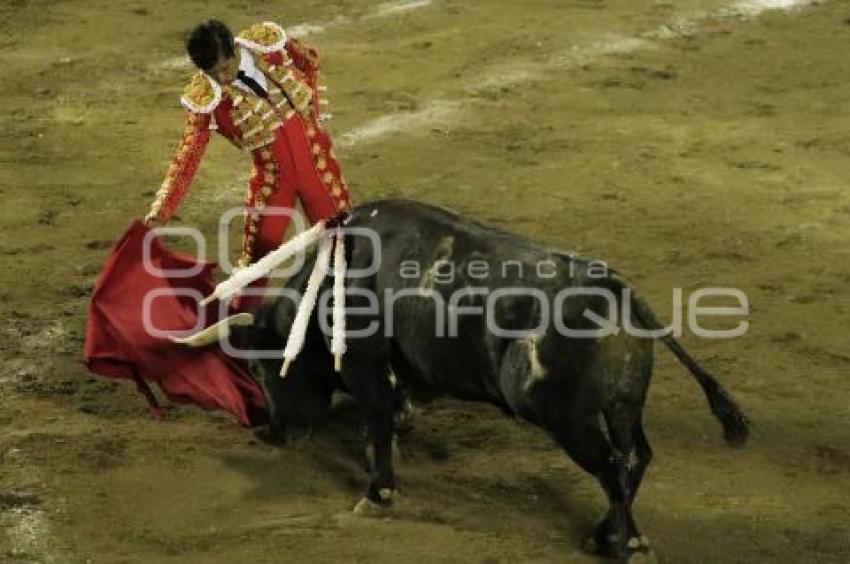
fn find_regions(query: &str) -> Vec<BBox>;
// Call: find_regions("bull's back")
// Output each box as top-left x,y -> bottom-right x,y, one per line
349,198 -> 555,261
343,199 -> 607,406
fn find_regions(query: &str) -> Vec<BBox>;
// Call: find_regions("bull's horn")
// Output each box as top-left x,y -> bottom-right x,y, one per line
168,313 -> 255,347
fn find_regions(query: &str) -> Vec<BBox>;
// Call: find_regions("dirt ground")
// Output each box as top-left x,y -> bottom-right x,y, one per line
1,0 -> 849,562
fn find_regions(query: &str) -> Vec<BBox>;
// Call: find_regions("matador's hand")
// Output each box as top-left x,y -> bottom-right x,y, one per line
143,211 -> 162,228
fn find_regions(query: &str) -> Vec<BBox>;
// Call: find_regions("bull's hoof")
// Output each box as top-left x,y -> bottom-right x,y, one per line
626,536 -> 655,563
583,531 -> 618,556
352,496 -> 392,517
584,533 -> 654,562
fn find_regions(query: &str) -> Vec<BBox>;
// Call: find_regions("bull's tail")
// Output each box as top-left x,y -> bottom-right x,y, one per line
619,279 -> 749,447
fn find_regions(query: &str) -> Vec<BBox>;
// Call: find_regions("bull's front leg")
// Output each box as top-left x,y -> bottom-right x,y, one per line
346,359 -> 398,515
356,407 -> 396,514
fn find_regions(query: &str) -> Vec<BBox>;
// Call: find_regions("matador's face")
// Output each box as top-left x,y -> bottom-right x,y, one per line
208,49 -> 240,85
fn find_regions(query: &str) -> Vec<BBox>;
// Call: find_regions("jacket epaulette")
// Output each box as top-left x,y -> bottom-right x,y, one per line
235,21 -> 287,53
180,71 -> 222,114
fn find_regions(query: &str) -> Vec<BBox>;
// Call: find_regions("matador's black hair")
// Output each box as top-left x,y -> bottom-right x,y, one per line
186,19 -> 235,71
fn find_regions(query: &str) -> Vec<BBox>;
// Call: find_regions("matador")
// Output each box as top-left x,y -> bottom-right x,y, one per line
144,20 -> 351,310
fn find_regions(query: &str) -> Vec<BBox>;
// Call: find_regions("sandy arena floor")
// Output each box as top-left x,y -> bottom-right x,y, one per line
1,0 -> 849,562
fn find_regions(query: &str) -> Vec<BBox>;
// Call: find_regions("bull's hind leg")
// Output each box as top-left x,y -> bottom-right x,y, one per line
541,412 -> 637,561
587,407 -> 655,561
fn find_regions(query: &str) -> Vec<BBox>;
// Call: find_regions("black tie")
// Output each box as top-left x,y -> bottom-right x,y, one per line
236,70 -> 269,99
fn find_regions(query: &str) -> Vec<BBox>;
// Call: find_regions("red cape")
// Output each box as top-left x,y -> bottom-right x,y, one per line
83,221 -> 266,426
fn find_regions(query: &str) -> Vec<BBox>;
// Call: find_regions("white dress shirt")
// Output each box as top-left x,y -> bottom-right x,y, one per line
232,46 -> 269,96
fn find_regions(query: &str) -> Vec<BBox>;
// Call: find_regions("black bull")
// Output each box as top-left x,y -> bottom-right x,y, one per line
197,198 -> 749,560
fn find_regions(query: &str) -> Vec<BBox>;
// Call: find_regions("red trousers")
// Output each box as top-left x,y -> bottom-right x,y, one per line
235,116 -> 350,311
